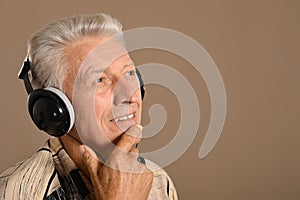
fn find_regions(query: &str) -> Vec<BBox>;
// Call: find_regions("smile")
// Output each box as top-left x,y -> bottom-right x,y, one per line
113,113 -> 135,122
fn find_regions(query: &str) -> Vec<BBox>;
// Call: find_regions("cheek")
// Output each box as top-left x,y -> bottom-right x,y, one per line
94,95 -> 116,141
94,94 -> 110,120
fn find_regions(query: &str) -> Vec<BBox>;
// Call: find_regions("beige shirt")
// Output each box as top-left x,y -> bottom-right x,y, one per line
0,137 -> 177,200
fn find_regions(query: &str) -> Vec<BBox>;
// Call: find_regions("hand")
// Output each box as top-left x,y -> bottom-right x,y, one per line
80,125 -> 153,200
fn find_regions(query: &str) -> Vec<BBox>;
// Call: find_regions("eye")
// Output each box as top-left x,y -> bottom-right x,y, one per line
96,77 -> 103,83
125,70 -> 136,77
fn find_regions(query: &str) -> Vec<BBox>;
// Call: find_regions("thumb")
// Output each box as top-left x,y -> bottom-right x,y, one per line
80,145 -> 103,174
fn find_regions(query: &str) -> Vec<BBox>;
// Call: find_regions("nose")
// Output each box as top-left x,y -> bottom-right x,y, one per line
113,76 -> 139,106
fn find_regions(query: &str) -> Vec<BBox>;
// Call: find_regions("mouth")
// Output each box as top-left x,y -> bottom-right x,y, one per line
109,109 -> 140,132
111,113 -> 135,123
109,112 -> 140,142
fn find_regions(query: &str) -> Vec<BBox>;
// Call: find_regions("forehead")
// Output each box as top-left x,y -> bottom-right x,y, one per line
64,36 -> 128,73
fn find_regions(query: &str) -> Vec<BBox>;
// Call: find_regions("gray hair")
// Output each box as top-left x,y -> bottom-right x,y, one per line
27,13 -> 122,90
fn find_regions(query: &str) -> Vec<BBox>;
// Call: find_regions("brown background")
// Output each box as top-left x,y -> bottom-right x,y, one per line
0,0 -> 299,199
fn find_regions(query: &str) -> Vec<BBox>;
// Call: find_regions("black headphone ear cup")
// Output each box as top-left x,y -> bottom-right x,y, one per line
28,87 -> 75,137
136,68 -> 145,100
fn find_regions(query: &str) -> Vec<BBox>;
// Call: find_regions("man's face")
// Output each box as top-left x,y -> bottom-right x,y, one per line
93,53 -> 142,143
63,36 -> 142,151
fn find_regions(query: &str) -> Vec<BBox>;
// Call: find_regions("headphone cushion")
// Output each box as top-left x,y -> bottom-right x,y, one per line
136,68 -> 145,100
28,87 -> 75,136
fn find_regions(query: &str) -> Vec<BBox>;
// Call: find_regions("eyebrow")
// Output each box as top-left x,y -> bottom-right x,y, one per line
124,62 -> 134,68
89,62 -> 135,74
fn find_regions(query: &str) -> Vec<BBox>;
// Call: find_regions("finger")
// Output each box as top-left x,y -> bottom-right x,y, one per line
129,147 -> 139,154
128,147 -> 139,160
80,145 -> 103,174
115,124 -> 143,153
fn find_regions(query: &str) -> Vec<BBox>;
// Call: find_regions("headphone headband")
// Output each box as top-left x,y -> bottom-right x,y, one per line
18,58 -> 33,94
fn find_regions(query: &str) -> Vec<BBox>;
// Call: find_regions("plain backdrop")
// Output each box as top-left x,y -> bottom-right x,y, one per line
0,0 -> 299,199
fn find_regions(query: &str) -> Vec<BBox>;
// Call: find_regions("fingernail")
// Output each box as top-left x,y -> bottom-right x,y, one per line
135,124 -> 143,131
127,124 -> 143,137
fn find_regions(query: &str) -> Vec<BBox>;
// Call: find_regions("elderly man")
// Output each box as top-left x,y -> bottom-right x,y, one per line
0,13 -> 177,199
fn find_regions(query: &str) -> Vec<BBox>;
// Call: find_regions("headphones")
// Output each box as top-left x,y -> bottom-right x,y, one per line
18,58 -> 145,137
